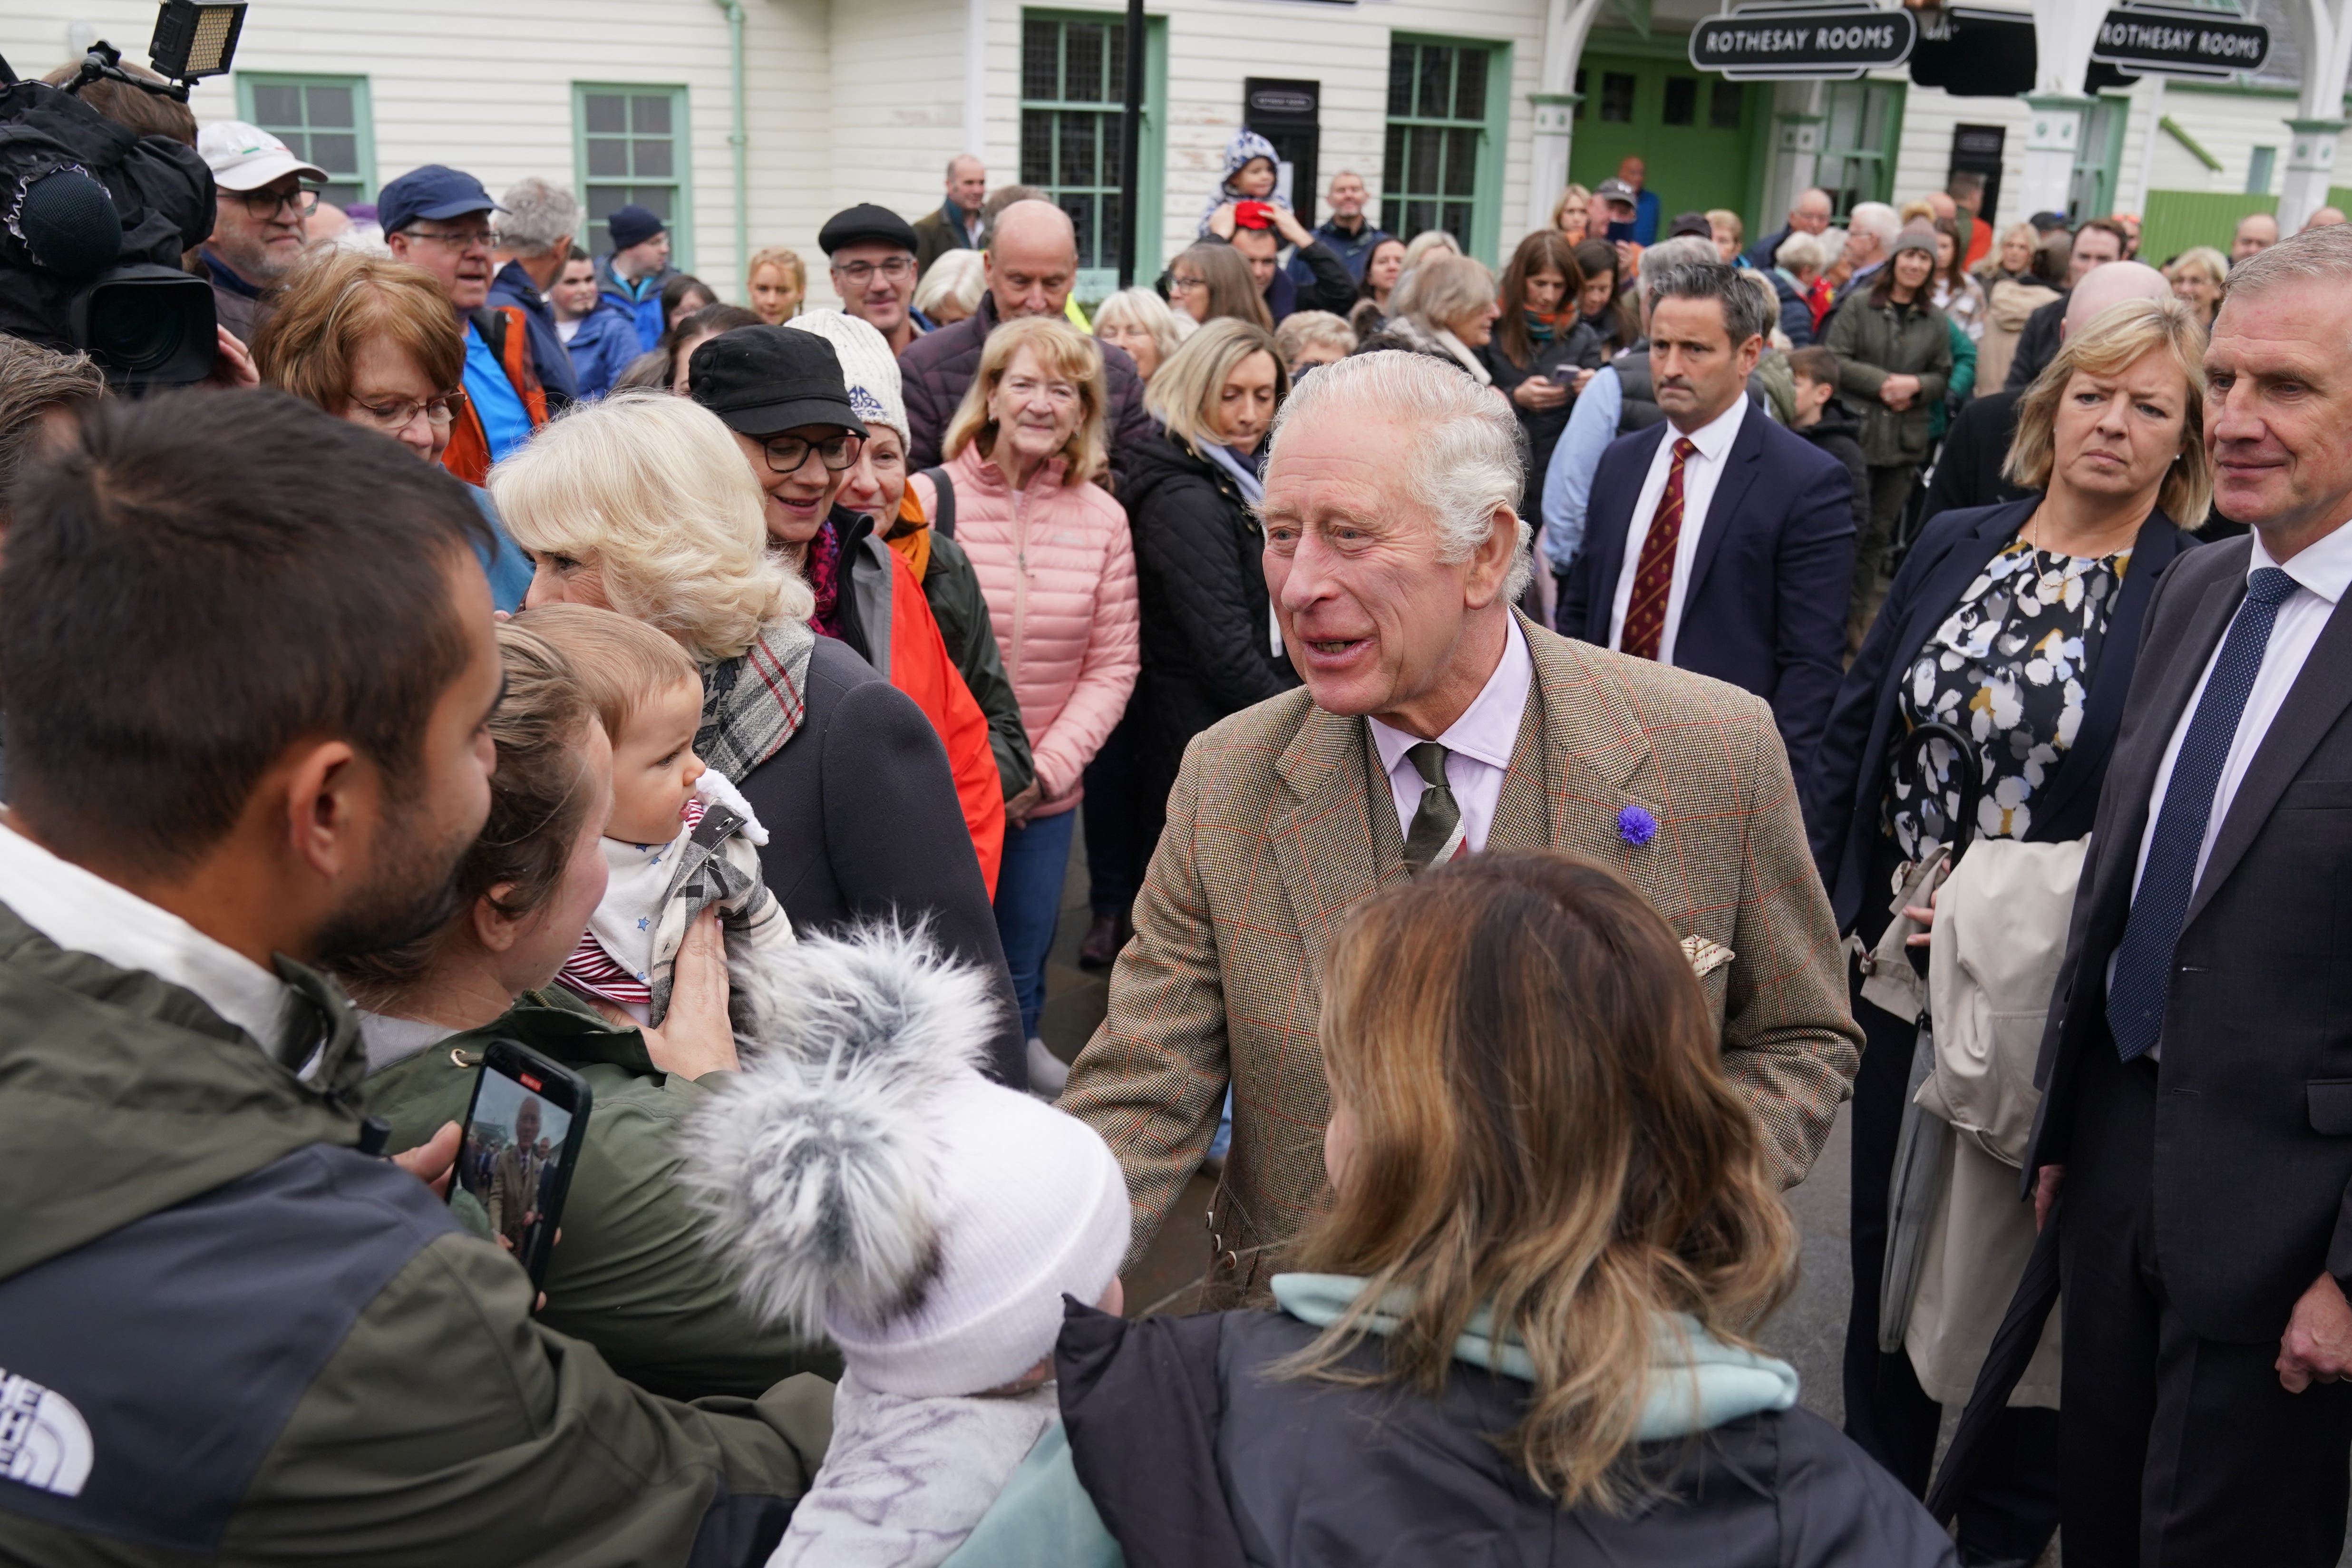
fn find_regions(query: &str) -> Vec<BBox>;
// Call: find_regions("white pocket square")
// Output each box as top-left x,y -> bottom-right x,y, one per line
1682,935 -> 1735,978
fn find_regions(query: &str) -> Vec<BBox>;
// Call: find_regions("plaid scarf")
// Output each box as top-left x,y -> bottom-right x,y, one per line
696,616 -> 817,783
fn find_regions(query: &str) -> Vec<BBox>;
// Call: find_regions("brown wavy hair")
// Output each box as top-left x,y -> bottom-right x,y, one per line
252,248 -> 466,415
1285,850 -> 1796,1510
1493,229 -> 1585,366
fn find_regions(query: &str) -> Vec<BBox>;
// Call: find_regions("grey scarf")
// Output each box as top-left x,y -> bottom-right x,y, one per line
696,616 -> 818,784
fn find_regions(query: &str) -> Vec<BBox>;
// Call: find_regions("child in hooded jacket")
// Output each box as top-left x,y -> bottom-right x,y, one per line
683,925 -> 1130,1568
1197,127 -> 1290,236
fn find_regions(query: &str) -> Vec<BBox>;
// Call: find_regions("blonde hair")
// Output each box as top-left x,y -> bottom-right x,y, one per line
513,602 -> 698,745
1552,183 -> 1592,231
490,391 -> 808,662
1704,207 -> 1743,246
746,246 -> 806,313
2168,245 -> 2228,290
2004,296 -> 2213,530
942,316 -> 1109,485
1146,316 -> 1287,457
1274,309 -> 1357,367
1389,253 -> 1496,335
1401,229 -> 1462,271
1287,852 -> 1795,1510
914,248 -> 987,320
1093,285 -> 1194,365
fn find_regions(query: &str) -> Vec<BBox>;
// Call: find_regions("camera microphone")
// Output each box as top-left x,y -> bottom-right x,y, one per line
20,166 -> 124,278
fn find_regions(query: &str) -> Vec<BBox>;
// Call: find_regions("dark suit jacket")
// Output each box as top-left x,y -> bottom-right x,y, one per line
1804,498 -> 2197,935
2025,532 -> 2352,1341
2002,294 -> 2066,391
1556,405 -> 1856,771
730,636 -> 1024,1087
1920,387 -> 2029,525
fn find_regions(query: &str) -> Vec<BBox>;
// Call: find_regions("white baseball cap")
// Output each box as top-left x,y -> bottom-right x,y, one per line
197,120 -> 327,193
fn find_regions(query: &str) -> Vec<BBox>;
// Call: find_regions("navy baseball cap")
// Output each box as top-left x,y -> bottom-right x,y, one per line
376,166 -> 503,236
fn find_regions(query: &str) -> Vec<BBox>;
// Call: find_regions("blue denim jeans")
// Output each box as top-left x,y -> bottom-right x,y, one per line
992,806 -> 1079,1039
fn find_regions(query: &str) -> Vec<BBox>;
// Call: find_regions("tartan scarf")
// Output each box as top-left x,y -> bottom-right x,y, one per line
696,616 -> 817,783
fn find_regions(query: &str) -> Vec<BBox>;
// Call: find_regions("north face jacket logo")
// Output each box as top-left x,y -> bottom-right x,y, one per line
0,1368 -> 93,1497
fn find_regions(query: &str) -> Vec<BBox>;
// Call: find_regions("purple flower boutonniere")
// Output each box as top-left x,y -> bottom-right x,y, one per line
1617,804 -> 1659,847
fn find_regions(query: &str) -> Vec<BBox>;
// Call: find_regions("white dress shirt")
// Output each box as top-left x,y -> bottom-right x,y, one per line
1366,617 -> 1534,856
2130,521 -> 2352,898
1607,394 -> 1749,665
0,820 -> 301,1058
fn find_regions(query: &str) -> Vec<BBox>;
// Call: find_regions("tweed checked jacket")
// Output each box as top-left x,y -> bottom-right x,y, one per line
1059,615 -> 1860,1299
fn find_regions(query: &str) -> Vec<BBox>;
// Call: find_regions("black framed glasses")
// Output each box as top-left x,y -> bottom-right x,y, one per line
834,257 -> 914,284
237,185 -> 320,220
761,432 -> 863,474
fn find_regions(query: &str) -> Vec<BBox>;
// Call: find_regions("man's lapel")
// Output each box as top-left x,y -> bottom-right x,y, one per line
1270,702 -> 1394,977
2188,591 -> 2352,924
1681,408 -> 1765,607
1494,618 -> 1659,874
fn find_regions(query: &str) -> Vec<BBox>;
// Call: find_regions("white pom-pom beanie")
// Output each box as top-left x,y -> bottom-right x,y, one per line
826,1075 -> 1130,1397
784,307 -> 908,445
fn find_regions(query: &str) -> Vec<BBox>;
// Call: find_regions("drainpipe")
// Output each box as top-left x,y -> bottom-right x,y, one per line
964,0 -> 988,164
712,0 -> 749,288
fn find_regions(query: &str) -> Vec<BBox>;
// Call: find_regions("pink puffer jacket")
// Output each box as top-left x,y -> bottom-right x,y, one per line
914,447 -> 1140,816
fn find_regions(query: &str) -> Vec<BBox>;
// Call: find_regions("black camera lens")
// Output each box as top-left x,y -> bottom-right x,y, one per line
88,284 -> 188,373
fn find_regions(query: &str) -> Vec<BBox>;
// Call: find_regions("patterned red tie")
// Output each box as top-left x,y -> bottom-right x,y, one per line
1621,436 -> 1698,662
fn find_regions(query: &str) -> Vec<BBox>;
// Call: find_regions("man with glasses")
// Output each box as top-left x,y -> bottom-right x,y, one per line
818,205 -> 933,356
381,165 -> 552,485
194,121 -> 325,341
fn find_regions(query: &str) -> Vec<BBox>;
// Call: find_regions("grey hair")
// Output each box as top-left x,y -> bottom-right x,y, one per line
1774,230 -> 1827,273
1390,253 -> 1497,333
496,177 -> 581,256
1848,201 -> 1901,249
1635,234 -> 1718,305
1646,259 -> 1772,346
2223,221 -> 2352,305
1265,350 -> 1533,601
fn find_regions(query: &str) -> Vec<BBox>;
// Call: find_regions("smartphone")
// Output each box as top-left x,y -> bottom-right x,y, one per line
449,1039 -> 592,1292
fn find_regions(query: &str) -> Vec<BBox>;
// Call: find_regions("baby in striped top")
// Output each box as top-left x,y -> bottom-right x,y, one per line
519,604 -> 795,1027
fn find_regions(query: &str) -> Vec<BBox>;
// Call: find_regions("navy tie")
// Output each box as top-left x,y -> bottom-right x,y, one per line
2107,567 -> 2300,1063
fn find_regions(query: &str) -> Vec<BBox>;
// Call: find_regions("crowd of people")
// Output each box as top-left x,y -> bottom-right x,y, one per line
8,69 -> 2352,1568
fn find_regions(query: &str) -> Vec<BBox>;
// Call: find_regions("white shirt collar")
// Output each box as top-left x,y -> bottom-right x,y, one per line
0,820 -> 301,1057
2254,518 -> 2352,606
1672,394 -> 1748,462
1368,616 -> 1533,776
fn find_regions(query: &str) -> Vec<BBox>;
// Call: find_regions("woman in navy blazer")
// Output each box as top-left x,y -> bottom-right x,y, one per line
1801,297 -> 2214,1567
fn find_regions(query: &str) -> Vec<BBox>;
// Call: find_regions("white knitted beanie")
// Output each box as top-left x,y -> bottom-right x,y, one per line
784,308 -> 907,444
680,925 -> 1131,1400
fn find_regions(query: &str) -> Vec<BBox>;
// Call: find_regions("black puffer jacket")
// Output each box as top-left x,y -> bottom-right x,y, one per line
1481,321 -> 1606,513
1058,1304 -> 1958,1568
1125,434 -> 1299,809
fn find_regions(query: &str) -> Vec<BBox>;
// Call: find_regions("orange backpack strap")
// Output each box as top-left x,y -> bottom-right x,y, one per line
491,306 -> 550,429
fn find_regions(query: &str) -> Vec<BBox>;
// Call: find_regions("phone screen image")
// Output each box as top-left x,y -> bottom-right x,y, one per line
452,1042 -> 590,1290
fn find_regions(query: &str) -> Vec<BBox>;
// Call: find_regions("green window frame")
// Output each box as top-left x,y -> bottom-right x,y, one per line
573,84 -> 692,268
1382,35 -> 1511,266
1019,10 -> 1167,300
234,73 -> 373,206
1816,78 -> 1905,218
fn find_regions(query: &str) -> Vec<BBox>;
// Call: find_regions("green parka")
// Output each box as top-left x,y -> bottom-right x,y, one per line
0,903 -> 828,1566
359,987 -> 842,1401
1824,292 -> 1954,467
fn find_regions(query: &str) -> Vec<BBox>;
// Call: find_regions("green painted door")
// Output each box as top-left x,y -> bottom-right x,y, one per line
1569,54 -> 1758,228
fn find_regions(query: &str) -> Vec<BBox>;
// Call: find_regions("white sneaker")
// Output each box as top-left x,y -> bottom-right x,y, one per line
1026,1037 -> 1070,1099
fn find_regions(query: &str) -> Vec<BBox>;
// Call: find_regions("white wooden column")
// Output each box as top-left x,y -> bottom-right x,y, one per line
1523,0 -> 1610,234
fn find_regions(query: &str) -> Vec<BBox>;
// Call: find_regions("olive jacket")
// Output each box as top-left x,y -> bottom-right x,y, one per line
360,987 -> 842,1402
1823,294 -> 1954,468
0,904 -> 828,1567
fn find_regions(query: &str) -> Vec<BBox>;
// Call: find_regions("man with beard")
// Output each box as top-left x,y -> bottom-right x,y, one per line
194,121 -> 325,341
0,391 -> 828,1562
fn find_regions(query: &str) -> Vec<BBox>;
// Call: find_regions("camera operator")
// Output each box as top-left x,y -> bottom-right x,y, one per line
35,56 -> 193,144
192,120 -> 321,341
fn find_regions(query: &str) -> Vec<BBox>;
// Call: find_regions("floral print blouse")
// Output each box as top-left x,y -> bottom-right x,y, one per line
1885,537 -> 2130,865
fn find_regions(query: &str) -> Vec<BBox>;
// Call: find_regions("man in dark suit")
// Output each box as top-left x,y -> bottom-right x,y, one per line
1925,260 -> 2172,524
1556,257 -> 1855,771
2025,223 -> 2352,1565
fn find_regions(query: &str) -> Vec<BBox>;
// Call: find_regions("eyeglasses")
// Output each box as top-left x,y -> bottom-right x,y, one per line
237,186 -> 320,220
1167,275 -> 1205,295
350,390 -> 465,430
834,257 -> 914,284
761,432 -> 864,474
404,225 -> 496,251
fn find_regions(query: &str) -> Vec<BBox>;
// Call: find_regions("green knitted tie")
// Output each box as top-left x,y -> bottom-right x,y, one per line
1400,741 -> 1461,871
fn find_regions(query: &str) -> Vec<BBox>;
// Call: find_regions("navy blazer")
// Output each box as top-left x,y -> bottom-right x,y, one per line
1556,404 -> 1856,772
1802,496 -> 2198,935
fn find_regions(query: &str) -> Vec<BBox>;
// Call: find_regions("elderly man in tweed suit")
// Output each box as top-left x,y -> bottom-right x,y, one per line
1059,350 -> 1860,1301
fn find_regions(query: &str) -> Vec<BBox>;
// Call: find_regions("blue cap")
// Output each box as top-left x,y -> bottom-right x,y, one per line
376,165 -> 503,236
607,204 -> 666,251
